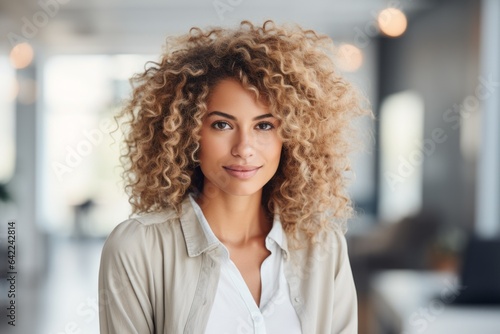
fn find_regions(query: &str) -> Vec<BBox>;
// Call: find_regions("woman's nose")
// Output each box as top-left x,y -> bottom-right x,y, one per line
231,130 -> 255,158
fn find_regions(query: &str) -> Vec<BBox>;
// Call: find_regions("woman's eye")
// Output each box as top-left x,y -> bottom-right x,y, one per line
211,121 -> 231,130
256,122 -> 274,131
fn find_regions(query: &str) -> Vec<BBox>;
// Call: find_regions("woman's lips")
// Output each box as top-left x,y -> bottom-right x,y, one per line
223,165 -> 261,179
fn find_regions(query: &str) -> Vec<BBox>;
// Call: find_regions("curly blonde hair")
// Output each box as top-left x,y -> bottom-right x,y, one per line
118,20 -> 372,242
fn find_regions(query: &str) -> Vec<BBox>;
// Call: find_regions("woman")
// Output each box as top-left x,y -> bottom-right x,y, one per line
98,20 -> 371,333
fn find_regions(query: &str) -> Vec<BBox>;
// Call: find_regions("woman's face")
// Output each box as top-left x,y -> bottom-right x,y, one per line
198,78 -> 282,198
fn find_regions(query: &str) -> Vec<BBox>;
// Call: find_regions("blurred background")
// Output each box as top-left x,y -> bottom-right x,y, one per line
0,0 -> 499,333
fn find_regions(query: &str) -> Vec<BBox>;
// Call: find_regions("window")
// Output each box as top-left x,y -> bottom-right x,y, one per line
378,91 -> 424,223
0,56 -> 16,184
41,54 -> 154,235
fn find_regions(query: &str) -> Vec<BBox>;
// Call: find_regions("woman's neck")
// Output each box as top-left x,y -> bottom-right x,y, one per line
195,190 -> 272,247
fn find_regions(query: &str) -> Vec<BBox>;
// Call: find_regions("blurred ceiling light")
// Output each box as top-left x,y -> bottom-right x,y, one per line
378,8 -> 408,38
336,43 -> 363,72
10,42 -> 34,69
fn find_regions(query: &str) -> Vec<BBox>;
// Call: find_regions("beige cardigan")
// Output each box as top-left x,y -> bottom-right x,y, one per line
98,196 -> 357,333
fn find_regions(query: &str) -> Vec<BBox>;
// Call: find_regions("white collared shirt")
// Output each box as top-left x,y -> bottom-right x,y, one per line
188,194 -> 302,334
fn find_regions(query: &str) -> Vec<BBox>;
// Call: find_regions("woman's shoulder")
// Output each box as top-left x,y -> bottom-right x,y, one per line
283,229 -> 351,289
287,228 -> 349,265
289,227 -> 348,250
101,207 -> 182,258
112,206 -> 178,233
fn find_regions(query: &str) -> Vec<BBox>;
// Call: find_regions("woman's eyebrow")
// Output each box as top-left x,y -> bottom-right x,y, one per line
207,111 -> 274,121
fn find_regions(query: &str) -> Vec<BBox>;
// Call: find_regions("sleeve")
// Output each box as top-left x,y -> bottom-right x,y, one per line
98,219 -> 155,334
331,232 -> 358,334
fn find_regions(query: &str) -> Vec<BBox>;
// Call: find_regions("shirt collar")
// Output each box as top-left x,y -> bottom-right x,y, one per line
188,193 -> 220,245
179,195 -> 219,257
266,213 -> 289,256
184,193 -> 289,258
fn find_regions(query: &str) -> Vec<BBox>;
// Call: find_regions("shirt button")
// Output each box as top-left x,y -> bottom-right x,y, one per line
282,250 -> 288,260
294,297 -> 301,304
251,312 -> 263,325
